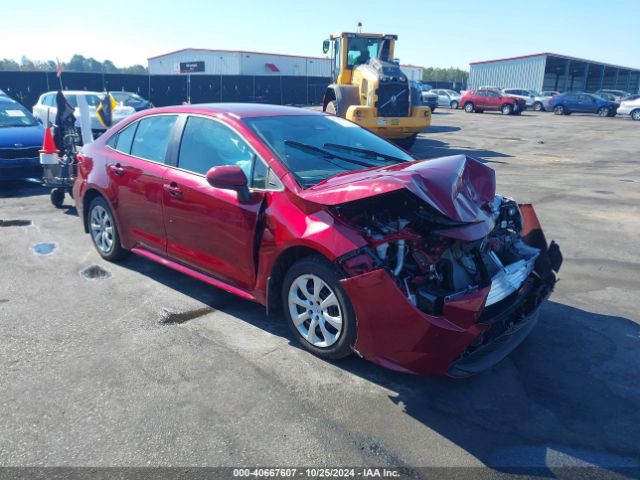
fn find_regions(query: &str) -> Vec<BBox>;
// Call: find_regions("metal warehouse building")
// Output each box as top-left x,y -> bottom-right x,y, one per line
469,53 -> 640,94
148,48 -> 424,79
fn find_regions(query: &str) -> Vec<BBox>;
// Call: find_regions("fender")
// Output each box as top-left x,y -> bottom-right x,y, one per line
323,84 -> 360,117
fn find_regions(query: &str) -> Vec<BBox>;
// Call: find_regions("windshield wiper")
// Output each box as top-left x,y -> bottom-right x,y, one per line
283,140 -> 376,169
323,143 -> 407,163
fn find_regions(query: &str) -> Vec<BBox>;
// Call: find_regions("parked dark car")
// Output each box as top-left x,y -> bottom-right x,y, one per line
595,89 -> 630,102
73,103 -> 562,378
412,82 -> 438,112
0,97 -> 45,180
461,89 -> 526,115
110,91 -> 153,112
549,92 -> 619,117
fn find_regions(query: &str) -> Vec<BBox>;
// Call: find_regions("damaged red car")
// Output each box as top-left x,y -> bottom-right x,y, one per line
73,104 -> 562,378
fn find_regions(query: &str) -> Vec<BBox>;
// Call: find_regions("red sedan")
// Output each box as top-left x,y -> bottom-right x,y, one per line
73,104 -> 562,377
461,89 -> 526,115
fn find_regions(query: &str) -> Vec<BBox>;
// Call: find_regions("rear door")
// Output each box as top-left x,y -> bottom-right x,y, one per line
105,114 -> 178,254
162,115 -> 266,290
486,91 -> 502,110
474,90 -> 489,108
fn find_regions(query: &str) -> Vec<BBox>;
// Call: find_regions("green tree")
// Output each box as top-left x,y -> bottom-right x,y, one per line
423,67 -> 469,83
0,58 -> 20,70
20,55 -> 38,71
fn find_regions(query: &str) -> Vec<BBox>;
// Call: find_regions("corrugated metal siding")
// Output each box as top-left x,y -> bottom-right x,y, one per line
149,50 -> 331,77
469,56 -> 546,91
401,66 -> 423,81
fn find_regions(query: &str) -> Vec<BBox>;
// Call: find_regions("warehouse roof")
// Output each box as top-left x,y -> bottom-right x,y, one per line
148,48 -> 329,62
470,52 -> 640,72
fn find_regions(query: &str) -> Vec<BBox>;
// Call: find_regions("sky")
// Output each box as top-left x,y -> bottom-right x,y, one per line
2,0 -> 640,70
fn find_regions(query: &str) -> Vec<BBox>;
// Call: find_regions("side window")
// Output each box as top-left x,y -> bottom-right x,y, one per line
130,115 -> 177,163
178,116 -> 254,176
251,158 -> 269,189
114,121 -> 138,154
43,94 -> 54,106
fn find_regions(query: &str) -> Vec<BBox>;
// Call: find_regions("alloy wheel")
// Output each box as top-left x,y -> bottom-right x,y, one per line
90,205 -> 114,253
288,274 -> 342,348
632,110 -> 640,121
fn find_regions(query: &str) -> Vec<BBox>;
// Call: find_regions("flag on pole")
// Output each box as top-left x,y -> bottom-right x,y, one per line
96,92 -> 117,127
55,57 -> 63,78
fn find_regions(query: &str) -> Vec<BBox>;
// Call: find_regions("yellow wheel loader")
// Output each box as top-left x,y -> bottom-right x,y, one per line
322,32 -> 431,149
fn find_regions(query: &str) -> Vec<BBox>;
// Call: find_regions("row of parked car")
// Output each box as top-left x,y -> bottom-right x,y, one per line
0,89 -> 152,181
414,83 -> 640,120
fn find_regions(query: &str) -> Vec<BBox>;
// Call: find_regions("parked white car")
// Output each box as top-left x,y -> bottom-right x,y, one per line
502,88 -> 536,109
32,91 -> 134,136
428,89 -> 461,109
618,96 -> 640,121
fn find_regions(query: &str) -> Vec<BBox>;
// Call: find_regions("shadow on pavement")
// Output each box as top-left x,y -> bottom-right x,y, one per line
121,255 -> 640,476
413,137 -> 512,165
0,179 -> 47,198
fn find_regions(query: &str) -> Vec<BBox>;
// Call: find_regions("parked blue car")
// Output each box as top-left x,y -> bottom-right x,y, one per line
549,92 -> 619,117
0,97 -> 45,181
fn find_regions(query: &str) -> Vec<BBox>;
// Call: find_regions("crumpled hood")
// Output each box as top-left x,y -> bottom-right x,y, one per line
298,155 -> 496,225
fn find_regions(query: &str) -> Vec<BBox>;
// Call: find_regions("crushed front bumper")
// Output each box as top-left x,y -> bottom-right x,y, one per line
339,204 -> 562,378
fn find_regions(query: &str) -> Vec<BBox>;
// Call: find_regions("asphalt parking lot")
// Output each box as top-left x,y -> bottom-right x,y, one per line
1,108 -> 639,475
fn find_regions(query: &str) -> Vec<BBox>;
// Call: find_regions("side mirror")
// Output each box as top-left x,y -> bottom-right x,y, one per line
322,39 -> 330,54
206,165 -> 250,201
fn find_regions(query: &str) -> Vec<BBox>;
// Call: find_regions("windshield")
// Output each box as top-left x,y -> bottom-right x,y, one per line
346,37 -> 387,68
66,94 -> 101,108
0,102 -> 38,127
244,114 -> 414,188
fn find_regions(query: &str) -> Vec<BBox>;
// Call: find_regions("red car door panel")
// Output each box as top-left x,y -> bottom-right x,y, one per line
162,168 -> 263,290
105,149 -> 168,254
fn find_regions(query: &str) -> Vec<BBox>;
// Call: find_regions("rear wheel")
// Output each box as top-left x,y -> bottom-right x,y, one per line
88,196 -> 128,261
282,256 -> 356,360
394,134 -> 417,150
631,109 -> 640,121
533,102 -> 543,112
450,100 -> 459,109
597,107 -> 610,117
464,102 -> 474,113
501,104 -> 513,115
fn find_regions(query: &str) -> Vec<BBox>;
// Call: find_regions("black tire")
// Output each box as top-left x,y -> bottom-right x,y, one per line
450,100 -> 459,109
50,188 -> 65,208
393,134 -> 417,150
533,102 -> 543,112
631,109 -> 640,121
464,102 -> 474,113
501,104 -> 513,115
597,107 -> 610,117
87,196 -> 128,261
553,105 -> 565,115
476,109 -> 484,113
282,255 -> 356,360
325,100 -> 338,115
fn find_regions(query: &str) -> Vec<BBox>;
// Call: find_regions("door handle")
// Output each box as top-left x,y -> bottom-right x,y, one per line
163,182 -> 183,199
109,163 -> 125,176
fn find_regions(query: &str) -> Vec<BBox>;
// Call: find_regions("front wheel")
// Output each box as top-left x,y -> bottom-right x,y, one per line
554,105 -> 565,115
464,102 -> 474,113
597,107 -> 610,117
501,104 -> 513,115
88,196 -> 128,261
631,109 -> 640,121
450,100 -> 459,110
282,256 -> 356,360
533,102 -> 543,112
393,134 -> 417,150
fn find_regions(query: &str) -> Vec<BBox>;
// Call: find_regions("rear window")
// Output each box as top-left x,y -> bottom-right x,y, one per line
130,115 -> 177,163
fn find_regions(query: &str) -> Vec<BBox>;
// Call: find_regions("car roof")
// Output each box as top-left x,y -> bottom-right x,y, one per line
144,103 -> 324,119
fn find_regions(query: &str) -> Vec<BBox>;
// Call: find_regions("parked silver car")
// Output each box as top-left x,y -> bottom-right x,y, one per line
534,91 -> 560,111
32,91 -> 134,137
428,89 -> 461,109
617,96 -> 640,121
502,88 -> 536,109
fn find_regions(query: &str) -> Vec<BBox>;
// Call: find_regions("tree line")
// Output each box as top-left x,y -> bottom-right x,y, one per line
0,54 -> 147,74
422,67 -> 469,83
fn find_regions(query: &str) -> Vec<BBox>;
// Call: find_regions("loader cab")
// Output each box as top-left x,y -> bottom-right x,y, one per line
323,33 -> 396,84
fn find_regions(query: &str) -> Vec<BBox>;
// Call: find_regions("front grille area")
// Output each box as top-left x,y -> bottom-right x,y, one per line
0,147 -> 40,160
375,82 -> 410,117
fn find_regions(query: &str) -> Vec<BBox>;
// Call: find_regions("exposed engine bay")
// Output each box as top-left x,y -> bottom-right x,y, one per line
333,190 -> 550,317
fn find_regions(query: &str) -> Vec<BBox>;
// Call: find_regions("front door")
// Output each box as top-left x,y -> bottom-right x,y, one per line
162,115 -> 264,290
105,114 -> 178,254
